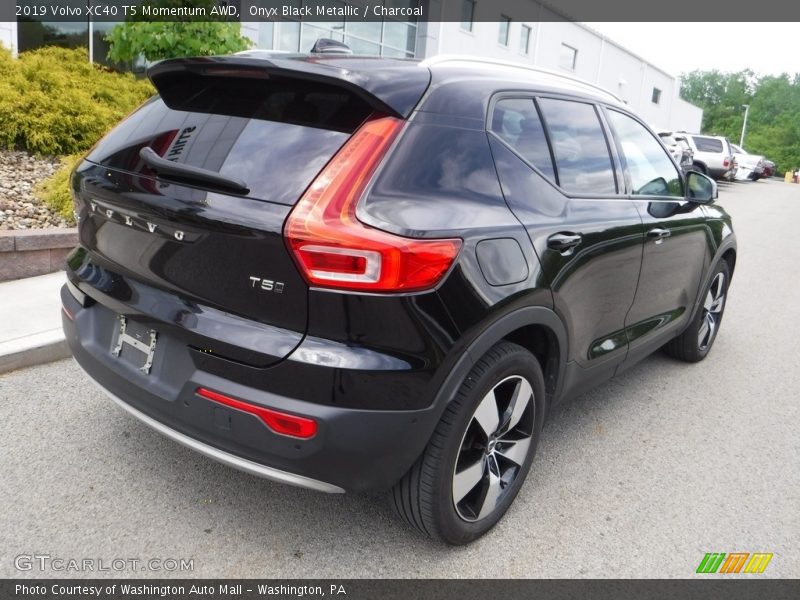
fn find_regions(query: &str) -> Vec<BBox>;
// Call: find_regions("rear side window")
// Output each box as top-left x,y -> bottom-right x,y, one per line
490,98 -> 556,181
692,136 -> 724,153
606,110 -> 682,197
537,98 -> 617,195
86,74 -> 374,205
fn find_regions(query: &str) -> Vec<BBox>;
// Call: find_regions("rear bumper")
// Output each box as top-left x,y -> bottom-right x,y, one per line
62,284 -> 443,493
80,362 -> 344,493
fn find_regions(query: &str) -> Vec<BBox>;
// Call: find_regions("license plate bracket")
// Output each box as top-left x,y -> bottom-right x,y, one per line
112,315 -> 158,374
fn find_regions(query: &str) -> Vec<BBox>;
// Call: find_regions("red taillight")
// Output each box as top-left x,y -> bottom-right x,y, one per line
284,115 -> 462,292
196,388 -> 317,439
723,158 -> 730,167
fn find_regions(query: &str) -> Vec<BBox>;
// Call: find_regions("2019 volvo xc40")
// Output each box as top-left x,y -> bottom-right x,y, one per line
62,53 -> 736,545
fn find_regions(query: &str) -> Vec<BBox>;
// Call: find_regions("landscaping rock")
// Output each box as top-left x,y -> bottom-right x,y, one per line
0,151 -> 70,230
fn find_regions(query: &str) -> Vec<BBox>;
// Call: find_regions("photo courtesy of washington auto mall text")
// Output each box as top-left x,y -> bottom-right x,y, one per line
14,583 -> 349,598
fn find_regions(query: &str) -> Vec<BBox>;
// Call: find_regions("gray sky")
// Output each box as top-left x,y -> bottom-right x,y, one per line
586,22 -> 797,78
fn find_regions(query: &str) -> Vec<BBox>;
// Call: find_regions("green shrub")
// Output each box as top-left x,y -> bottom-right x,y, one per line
0,47 -> 154,155
36,154 -> 83,222
106,20 -> 251,63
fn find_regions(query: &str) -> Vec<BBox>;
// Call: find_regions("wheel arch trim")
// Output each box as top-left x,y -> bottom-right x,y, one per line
687,238 -> 737,326
432,306 -> 567,413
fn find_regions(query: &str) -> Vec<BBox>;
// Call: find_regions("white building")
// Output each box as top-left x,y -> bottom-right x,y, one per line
417,20 -> 702,131
0,1 -> 701,131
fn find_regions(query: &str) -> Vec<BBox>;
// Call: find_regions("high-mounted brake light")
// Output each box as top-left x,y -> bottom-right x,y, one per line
284,115 -> 462,292
196,388 -> 317,439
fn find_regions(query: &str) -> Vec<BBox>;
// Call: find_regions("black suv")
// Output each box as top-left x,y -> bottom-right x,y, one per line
62,54 -> 736,545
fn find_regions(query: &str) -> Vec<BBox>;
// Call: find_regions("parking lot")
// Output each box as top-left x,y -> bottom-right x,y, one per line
1,179 -> 798,578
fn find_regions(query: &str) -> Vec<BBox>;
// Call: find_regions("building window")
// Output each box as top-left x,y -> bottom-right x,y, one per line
651,87 -> 662,104
558,43 -> 577,71
460,0 -> 476,32
272,14 -> 417,58
498,16 -> 511,46
520,24 -> 532,54
18,21 -> 88,53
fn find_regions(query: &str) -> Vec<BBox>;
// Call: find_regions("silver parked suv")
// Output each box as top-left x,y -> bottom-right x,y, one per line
680,133 -> 736,180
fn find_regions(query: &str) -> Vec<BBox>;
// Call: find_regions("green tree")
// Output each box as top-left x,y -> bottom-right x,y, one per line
105,0 -> 251,63
680,69 -> 800,173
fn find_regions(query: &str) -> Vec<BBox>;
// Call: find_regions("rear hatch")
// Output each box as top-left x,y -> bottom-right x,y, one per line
71,55 -> 430,362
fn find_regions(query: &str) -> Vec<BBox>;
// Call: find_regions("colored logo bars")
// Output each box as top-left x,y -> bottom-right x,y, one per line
697,552 -> 773,574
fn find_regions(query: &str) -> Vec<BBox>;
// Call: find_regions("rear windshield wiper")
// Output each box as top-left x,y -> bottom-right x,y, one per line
139,147 -> 250,195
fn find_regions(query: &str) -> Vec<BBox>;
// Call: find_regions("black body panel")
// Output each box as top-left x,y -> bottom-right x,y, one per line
64,55 -> 737,493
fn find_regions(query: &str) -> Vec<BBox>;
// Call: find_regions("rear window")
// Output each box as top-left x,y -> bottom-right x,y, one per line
537,98 -> 617,195
692,136 -> 724,153
490,98 -> 556,181
86,75 -> 374,205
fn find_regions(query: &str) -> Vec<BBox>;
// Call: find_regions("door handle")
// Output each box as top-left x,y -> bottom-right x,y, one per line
547,232 -> 582,254
647,228 -> 672,244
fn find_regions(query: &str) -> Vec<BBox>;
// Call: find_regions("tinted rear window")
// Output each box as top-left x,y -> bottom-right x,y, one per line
86,75 -> 374,205
692,136 -> 724,153
490,98 -> 556,181
537,98 -> 617,194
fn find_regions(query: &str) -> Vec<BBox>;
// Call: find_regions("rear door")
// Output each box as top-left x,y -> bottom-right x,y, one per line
487,95 -> 644,393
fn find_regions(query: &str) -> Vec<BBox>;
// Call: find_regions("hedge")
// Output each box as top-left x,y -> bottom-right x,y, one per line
0,46 -> 153,156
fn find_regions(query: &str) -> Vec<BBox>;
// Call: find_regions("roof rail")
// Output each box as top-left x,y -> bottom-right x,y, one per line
419,54 -> 623,103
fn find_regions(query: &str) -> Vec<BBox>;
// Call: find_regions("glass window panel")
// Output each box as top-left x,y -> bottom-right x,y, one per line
491,98 -> 555,181
693,136 -> 723,152
558,43 -> 577,70
460,0 -> 475,32
606,110 -> 683,197
279,21 -> 301,52
346,21 -> 383,43
520,25 -> 531,54
18,21 -> 88,53
344,35 -> 381,56
538,98 -> 616,194
383,20 -> 415,53
498,16 -> 511,46
258,23 -> 274,49
301,24 -> 345,52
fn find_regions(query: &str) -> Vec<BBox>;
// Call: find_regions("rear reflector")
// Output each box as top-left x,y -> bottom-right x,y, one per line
284,115 -> 462,292
196,387 -> 318,439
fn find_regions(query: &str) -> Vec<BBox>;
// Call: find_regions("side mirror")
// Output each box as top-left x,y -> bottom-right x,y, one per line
686,171 -> 718,203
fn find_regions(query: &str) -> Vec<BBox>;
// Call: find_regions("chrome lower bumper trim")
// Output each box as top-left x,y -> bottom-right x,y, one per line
77,361 -> 345,494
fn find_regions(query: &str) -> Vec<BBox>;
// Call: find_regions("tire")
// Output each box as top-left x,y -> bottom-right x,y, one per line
693,163 -> 708,176
663,261 -> 730,362
391,341 -> 545,545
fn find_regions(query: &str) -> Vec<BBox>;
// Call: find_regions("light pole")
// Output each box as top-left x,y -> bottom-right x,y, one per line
740,104 -> 750,147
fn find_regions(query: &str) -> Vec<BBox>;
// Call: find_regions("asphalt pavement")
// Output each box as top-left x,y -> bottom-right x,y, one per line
1,179 -> 798,578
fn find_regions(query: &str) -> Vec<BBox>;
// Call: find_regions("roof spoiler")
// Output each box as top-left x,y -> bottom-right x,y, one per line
148,55 -> 430,119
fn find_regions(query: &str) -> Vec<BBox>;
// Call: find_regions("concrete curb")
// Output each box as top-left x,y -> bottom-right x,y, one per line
0,272 -> 70,375
0,337 -> 70,375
